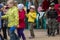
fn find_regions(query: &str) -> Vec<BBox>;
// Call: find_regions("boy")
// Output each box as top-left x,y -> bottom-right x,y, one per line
47,3 -> 58,36
0,4 -> 4,40
26,5 -> 37,39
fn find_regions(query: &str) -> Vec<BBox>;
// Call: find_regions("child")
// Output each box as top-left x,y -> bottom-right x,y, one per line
17,4 -> 26,40
2,0 -> 19,40
26,5 -> 37,39
0,4 -> 4,40
47,3 -> 58,36
55,4 -> 60,34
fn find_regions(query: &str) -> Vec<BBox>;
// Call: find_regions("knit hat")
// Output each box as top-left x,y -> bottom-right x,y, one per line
30,5 -> 35,9
50,3 -> 55,6
17,4 -> 24,10
0,4 -> 3,9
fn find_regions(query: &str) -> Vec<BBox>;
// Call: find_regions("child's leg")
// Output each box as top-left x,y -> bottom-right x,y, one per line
47,19 -> 52,36
2,26 -> 7,39
29,23 -> 35,38
17,28 -> 26,40
21,29 -> 26,40
9,27 -> 19,40
0,29 -> 4,40
57,22 -> 60,34
17,29 -> 21,38
51,19 -> 56,36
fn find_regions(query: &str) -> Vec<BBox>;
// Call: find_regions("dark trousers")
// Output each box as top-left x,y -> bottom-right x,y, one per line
0,34 -> 4,40
57,22 -> 60,34
47,18 -> 57,36
2,20 -> 7,39
2,27 -> 7,39
17,28 -> 26,40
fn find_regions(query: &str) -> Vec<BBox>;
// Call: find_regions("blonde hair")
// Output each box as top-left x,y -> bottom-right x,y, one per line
7,0 -> 17,6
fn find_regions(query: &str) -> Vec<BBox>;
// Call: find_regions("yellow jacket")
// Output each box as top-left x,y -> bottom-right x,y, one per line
2,6 -> 19,27
26,11 -> 37,23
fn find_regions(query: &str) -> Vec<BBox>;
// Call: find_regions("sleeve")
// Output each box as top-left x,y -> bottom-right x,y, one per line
31,13 -> 37,19
46,10 -> 49,18
2,13 -> 8,19
14,9 -> 19,26
55,11 -> 58,19
26,13 -> 29,18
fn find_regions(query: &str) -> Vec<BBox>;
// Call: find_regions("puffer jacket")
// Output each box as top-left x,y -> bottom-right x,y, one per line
2,6 -> 19,27
18,9 -> 26,28
26,11 -> 37,23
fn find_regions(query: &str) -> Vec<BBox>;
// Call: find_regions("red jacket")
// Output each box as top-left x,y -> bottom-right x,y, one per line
55,4 -> 60,22
18,9 -> 26,28
42,0 -> 49,11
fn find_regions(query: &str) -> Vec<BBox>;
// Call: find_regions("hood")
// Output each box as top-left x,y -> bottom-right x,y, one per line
54,4 -> 60,15
54,4 -> 60,10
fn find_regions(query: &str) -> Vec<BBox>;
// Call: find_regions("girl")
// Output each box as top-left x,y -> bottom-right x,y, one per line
2,0 -> 19,40
17,4 -> 26,40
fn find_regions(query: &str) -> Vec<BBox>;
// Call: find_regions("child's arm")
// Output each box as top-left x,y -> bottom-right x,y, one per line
26,14 -> 29,18
30,13 -> 37,19
2,15 -> 8,19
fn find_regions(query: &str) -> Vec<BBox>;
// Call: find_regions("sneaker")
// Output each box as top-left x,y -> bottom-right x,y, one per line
29,36 -> 35,39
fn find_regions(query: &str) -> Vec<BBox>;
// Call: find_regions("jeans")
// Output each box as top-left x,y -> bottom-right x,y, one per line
8,26 -> 19,40
17,28 -> 26,40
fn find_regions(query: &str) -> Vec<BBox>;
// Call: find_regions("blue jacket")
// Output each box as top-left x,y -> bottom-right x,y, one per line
0,11 -> 4,29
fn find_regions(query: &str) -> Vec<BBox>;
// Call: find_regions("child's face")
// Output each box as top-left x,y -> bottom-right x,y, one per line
30,8 -> 35,12
19,9 -> 23,12
7,1 -> 14,8
51,6 -> 54,9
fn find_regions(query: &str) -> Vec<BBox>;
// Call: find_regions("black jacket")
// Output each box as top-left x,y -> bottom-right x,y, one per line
47,9 -> 58,19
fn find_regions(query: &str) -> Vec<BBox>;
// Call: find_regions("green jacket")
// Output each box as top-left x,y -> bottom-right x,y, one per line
2,6 -> 19,27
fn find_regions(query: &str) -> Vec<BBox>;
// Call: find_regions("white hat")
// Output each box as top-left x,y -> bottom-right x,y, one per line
17,4 -> 24,9
30,5 -> 35,9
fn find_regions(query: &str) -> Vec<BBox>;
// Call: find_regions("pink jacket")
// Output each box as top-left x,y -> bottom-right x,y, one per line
55,4 -> 60,22
18,9 -> 26,28
37,6 -> 42,12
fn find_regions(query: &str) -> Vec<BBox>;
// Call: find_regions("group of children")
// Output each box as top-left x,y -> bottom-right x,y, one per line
0,0 -> 37,40
0,0 -> 60,40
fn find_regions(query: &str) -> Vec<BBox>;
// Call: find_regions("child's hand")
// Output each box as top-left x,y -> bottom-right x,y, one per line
49,7 -> 51,10
17,25 -> 19,28
25,14 -> 27,16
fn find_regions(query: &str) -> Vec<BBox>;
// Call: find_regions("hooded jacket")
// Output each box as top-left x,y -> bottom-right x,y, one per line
55,4 -> 60,22
18,9 -> 26,28
26,11 -> 37,23
2,6 -> 19,27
